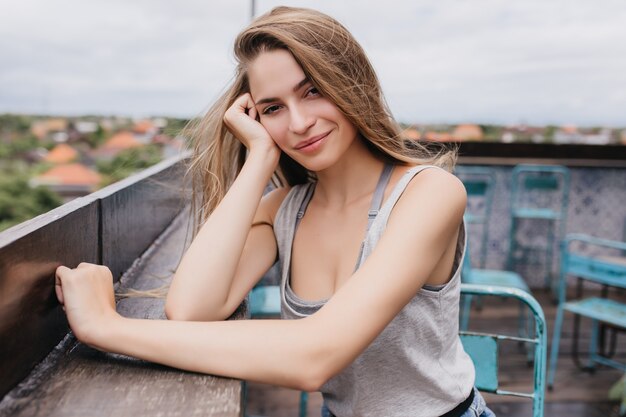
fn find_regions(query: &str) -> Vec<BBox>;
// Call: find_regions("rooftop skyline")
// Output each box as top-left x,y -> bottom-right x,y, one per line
1,0 -> 625,126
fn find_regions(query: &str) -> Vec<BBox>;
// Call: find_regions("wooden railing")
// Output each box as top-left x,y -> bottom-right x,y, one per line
453,142 -> 626,167
0,155 -> 243,416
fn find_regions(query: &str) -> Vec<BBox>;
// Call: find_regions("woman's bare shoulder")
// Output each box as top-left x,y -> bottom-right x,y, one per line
257,186 -> 292,226
398,165 -> 467,216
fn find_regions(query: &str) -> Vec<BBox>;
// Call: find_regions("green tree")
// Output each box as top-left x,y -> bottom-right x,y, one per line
85,124 -> 107,148
0,114 -> 33,135
163,118 -> 189,137
544,125 -> 558,144
0,172 -> 63,232
97,144 -> 163,186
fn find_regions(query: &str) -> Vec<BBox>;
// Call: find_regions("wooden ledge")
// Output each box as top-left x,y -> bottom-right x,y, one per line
0,211 -> 244,417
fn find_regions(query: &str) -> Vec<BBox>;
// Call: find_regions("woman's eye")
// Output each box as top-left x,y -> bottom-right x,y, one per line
262,105 -> 281,115
306,87 -> 320,97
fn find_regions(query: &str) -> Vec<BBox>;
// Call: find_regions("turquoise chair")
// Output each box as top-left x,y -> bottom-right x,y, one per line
246,285 -> 309,417
507,164 -> 570,293
455,166 -> 496,268
548,234 -> 626,389
249,285 -> 282,318
460,284 -> 547,417
460,232 -> 530,338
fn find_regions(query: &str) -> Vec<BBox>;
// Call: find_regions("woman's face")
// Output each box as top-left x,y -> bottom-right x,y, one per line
248,49 -> 358,171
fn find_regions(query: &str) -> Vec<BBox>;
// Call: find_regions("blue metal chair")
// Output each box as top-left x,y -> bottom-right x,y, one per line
460,233 -> 530,337
246,285 -> 309,417
455,166 -> 496,268
548,234 -> 626,389
460,284 -> 547,417
507,164 -> 570,292
249,285 -> 282,318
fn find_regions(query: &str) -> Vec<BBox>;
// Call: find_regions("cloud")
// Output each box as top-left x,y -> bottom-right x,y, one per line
0,0 -> 625,125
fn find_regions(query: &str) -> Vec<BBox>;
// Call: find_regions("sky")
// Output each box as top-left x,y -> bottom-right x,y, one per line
1,0 -> 625,127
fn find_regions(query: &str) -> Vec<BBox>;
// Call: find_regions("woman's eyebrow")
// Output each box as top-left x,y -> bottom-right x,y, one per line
254,78 -> 310,106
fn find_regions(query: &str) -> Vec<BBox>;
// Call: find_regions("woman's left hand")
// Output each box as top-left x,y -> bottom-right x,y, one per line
55,262 -> 120,347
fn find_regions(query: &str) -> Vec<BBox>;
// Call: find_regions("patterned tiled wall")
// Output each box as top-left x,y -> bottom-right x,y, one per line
459,165 -> 626,288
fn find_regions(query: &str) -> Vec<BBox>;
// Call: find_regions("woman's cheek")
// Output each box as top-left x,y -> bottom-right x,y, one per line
262,121 -> 286,148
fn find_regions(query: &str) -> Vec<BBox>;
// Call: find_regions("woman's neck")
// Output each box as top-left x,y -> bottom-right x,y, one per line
313,138 -> 387,209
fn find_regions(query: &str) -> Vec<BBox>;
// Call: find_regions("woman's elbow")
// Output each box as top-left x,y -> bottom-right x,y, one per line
295,338 -> 342,391
294,363 -> 331,392
164,298 -> 191,321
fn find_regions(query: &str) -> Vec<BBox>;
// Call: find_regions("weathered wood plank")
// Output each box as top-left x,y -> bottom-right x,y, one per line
0,197 -> 99,398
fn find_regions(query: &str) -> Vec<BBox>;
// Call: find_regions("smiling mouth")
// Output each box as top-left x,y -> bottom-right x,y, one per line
295,131 -> 331,150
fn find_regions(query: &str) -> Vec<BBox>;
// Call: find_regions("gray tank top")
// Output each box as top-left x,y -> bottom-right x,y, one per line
274,164 -> 475,417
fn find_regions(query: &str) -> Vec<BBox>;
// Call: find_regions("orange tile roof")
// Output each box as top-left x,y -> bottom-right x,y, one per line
452,124 -> 484,141
31,119 -> 69,139
132,120 -> 156,134
44,143 -> 78,164
424,131 -> 454,142
101,131 -> 142,150
35,163 -> 101,186
403,128 -> 421,140
46,119 -> 68,131
31,123 -> 48,140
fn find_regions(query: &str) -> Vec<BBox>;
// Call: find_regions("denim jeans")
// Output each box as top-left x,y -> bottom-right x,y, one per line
320,388 -> 496,417
460,388 -> 496,417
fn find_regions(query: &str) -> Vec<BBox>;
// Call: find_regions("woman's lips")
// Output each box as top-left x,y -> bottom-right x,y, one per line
295,131 -> 331,152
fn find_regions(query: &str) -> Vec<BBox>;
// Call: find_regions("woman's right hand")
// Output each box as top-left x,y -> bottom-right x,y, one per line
55,263 -> 120,348
223,93 -> 280,159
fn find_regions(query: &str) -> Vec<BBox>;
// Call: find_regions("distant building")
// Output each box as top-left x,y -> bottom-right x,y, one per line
159,135 -> 186,159
424,131 -> 454,142
501,132 -> 515,143
30,163 -> 102,202
132,119 -> 158,144
581,128 -> 612,145
74,121 -> 99,135
403,127 -> 421,140
95,131 -> 143,160
554,125 -> 584,144
152,117 -> 168,129
452,124 -> 483,141
501,125 -> 546,143
30,118 -> 68,141
44,143 -> 78,164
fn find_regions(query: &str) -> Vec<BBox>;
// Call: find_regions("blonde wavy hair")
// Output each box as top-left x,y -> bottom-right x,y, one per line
184,6 -> 456,234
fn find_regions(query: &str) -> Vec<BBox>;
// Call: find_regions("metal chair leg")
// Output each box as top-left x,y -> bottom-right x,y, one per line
548,303 -> 566,389
299,391 -> 308,417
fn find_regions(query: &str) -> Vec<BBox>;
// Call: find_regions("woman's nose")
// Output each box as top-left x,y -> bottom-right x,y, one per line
289,104 -> 315,134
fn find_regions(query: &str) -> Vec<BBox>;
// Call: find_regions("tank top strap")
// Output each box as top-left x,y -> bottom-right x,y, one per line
366,164 -> 442,238
367,163 -> 394,231
295,182 -> 315,228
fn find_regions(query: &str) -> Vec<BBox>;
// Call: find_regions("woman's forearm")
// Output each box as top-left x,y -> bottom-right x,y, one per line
97,315 -> 324,391
167,148 -> 278,320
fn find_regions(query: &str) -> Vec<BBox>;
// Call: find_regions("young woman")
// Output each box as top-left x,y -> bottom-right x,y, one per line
55,7 -> 495,417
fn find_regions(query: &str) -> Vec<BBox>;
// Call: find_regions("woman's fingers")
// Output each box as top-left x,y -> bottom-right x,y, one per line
53,263 -> 119,345
248,104 -> 258,122
223,93 -> 278,155
55,265 -> 68,305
